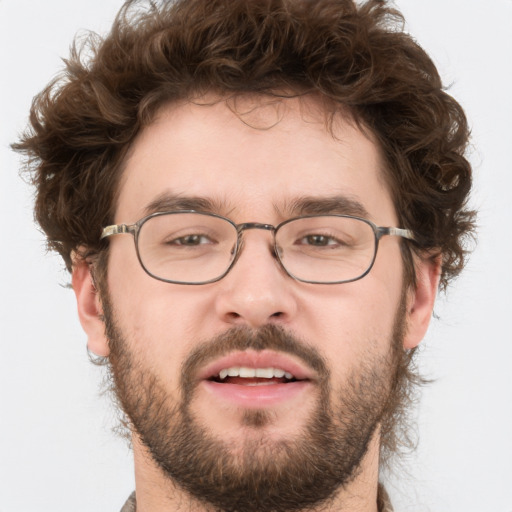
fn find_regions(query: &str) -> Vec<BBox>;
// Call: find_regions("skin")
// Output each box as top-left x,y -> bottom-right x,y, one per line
73,95 -> 439,511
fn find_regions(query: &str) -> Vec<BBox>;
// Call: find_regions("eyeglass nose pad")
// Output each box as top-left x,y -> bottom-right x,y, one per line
229,228 -> 281,271
274,243 -> 297,280
227,236 -> 248,269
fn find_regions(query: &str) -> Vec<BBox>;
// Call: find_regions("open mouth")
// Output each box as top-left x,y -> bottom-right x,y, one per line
209,366 -> 298,386
197,350 -> 313,407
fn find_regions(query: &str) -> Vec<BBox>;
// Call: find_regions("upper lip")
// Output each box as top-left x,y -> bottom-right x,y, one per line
197,349 -> 316,382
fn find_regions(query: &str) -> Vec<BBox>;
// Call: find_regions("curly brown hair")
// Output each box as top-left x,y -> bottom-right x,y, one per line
13,0 -> 475,290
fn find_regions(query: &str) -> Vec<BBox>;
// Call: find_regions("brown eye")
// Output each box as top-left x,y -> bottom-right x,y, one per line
307,235 -> 329,246
171,234 -> 211,246
299,234 -> 338,247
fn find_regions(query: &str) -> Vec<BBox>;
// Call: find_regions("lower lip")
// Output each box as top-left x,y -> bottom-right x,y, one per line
201,380 -> 311,408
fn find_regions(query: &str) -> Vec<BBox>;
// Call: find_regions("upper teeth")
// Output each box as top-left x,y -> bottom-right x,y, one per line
218,367 -> 294,380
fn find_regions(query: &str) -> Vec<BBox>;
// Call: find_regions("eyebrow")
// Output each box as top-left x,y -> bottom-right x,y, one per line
282,195 -> 370,219
143,193 -> 228,216
143,192 -> 370,220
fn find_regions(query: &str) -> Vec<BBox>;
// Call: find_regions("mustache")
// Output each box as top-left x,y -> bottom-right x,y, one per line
181,324 -> 329,387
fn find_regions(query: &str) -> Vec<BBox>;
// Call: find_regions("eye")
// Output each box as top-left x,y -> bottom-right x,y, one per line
168,234 -> 213,246
298,234 -> 341,247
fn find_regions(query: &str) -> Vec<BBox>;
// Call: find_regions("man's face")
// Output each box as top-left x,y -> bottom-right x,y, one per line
80,96 -> 431,510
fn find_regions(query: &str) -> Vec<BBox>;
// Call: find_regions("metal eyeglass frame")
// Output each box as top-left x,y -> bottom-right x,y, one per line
100,210 -> 415,285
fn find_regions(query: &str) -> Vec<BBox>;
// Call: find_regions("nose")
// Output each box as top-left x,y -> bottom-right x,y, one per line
214,229 -> 298,328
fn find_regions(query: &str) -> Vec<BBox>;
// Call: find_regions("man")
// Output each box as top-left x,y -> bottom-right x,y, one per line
13,0 -> 475,510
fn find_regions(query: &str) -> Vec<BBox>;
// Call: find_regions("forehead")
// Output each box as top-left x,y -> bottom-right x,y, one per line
116,95 -> 396,225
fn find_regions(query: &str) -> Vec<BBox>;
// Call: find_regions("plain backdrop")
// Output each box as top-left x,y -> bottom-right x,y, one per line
1,1 -> 511,511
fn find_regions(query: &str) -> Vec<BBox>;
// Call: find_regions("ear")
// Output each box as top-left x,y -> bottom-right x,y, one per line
72,257 -> 110,357
403,254 -> 441,350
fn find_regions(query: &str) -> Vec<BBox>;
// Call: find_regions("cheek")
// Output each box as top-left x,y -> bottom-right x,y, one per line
105,245 -> 196,384
296,277 -> 402,377
106,257 -> 237,396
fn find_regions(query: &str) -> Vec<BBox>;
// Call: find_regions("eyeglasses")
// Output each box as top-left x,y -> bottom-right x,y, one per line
100,211 -> 415,285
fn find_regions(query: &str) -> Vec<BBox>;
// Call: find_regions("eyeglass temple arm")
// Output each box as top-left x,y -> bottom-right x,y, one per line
380,227 -> 415,241
100,224 -> 136,240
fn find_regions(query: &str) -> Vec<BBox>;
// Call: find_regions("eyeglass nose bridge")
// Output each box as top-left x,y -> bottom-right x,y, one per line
231,221 -> 283,267
236,222 -> 276,234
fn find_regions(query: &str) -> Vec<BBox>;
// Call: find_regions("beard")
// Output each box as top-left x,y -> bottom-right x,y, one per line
101,290 -> 410,512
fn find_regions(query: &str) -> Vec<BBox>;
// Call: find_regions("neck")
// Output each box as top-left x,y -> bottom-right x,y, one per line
131,432 -> 382,512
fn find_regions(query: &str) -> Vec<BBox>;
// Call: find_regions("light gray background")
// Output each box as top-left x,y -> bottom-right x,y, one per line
1,1 -> 511,511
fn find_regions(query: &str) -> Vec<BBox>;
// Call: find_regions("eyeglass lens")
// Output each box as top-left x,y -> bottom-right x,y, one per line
135,212 -> 377,284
